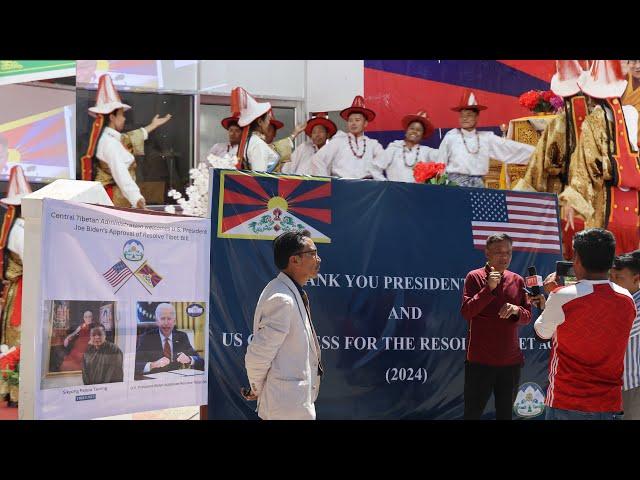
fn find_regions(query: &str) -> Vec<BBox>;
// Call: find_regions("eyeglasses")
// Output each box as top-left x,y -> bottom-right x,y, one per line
296,249 -> 319,258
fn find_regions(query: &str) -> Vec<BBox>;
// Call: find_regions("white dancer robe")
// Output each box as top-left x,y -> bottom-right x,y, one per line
371,140 -> 439,182
310,131 -> 384,179
208,142 -> 238,159
96,126 -> 147,207
281,141 -> 319,175
436,128 -> 535,176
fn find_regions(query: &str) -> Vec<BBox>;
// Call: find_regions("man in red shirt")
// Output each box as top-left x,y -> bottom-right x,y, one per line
535,228 -> 636,420
461,233 -> 533,420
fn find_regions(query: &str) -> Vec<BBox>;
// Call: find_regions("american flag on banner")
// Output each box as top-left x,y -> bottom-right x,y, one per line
103,260 -> 134,288
470,190 -> 561,254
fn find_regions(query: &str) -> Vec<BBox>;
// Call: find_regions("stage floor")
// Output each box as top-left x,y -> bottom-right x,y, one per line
0,401 -> 18,420
0,404 -> 199,420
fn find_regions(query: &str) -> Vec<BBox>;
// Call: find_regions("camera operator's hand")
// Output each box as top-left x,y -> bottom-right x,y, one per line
487,267 -> 502,291
543,272 -> 559,295
528,294 -> 546,310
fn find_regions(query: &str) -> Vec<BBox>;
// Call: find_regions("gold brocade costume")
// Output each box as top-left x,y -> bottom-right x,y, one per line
269,138 -> 294,173
513,112 -> 567,195
622,73 -> 640,131
558,106 -> 612,229
94,128 -> 147,207
0,252 -> 22,348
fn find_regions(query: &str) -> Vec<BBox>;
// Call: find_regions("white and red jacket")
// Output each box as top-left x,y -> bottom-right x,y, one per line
534,280 -> 636,412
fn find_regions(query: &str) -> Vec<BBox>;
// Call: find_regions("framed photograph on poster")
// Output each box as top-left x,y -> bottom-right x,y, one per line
41,300 -> 123,390
134,301 -> 206,380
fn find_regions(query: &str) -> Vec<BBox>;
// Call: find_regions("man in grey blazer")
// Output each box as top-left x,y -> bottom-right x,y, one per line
244,230 -> 324,420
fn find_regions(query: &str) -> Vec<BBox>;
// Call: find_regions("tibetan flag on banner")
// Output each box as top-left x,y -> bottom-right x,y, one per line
0,106 -> 73,180
76,60 -> 160,88
217,170 -> 331,243
0,60 -> 75,86
134,261 -> 163,293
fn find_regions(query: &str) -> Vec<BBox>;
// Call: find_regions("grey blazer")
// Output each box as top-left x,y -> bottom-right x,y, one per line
245,272 -> 321,420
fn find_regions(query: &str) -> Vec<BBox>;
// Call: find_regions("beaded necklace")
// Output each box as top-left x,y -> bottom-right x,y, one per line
402,142 -> 421,167
459,128 -> 480,154
348,134 -> 366,159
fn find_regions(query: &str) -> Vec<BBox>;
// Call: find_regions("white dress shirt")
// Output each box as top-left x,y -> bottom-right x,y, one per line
310,131 -> 385,179
281,141 -> 319,175
436,128 -> 535,176
372,140 -> 440,182
96,126 -> 147,207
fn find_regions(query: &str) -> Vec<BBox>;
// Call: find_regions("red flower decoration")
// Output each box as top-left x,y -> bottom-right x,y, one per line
519,90 -> 562,113
414,162 -> 446,183
541,90 -> 555,102
0,346 -> 20,378
518,90 -> 541,110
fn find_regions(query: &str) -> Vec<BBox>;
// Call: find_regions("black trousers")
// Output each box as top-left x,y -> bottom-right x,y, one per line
464,361 -> 521,420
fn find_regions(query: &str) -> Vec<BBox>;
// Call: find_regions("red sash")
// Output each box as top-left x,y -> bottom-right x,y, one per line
607,99 -> 640,189
80,115 -> 104,181
570,96 -> 587,140
603,99 -> 640,253
607,186 -> 640,254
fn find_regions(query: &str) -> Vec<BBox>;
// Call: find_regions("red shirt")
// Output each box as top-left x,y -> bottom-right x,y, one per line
534,280 -> 636,412
461,266 -> 532,366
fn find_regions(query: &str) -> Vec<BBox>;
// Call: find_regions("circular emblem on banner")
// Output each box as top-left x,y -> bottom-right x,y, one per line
187,303 -> 204,317
123,239 -> 144,262
513,382 -> 546,418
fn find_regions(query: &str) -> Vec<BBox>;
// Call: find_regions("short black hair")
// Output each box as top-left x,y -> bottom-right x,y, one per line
273,230 -> 311,270
573,228 -> 616,273
90,324 -> 106,335
486,233 -> 513,248
612,250 -> 640,275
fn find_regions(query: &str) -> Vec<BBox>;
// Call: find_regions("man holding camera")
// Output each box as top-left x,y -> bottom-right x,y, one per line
534,229 -> 636,420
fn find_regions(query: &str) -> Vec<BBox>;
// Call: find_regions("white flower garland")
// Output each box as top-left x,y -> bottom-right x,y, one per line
165,153 -> 237,217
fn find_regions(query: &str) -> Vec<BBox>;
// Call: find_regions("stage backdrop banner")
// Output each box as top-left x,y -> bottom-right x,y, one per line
209,170 -> 562,419
36,199 -> 210,419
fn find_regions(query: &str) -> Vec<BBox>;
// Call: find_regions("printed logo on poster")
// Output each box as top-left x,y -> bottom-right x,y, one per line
102,240 -> 163,294
123,239 -> 144,261
513,382 -> 546,418
187,303 -> 204,317
217,170 -> 331,243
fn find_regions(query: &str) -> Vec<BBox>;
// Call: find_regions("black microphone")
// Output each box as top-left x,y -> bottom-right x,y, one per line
526,266 -> 542,296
